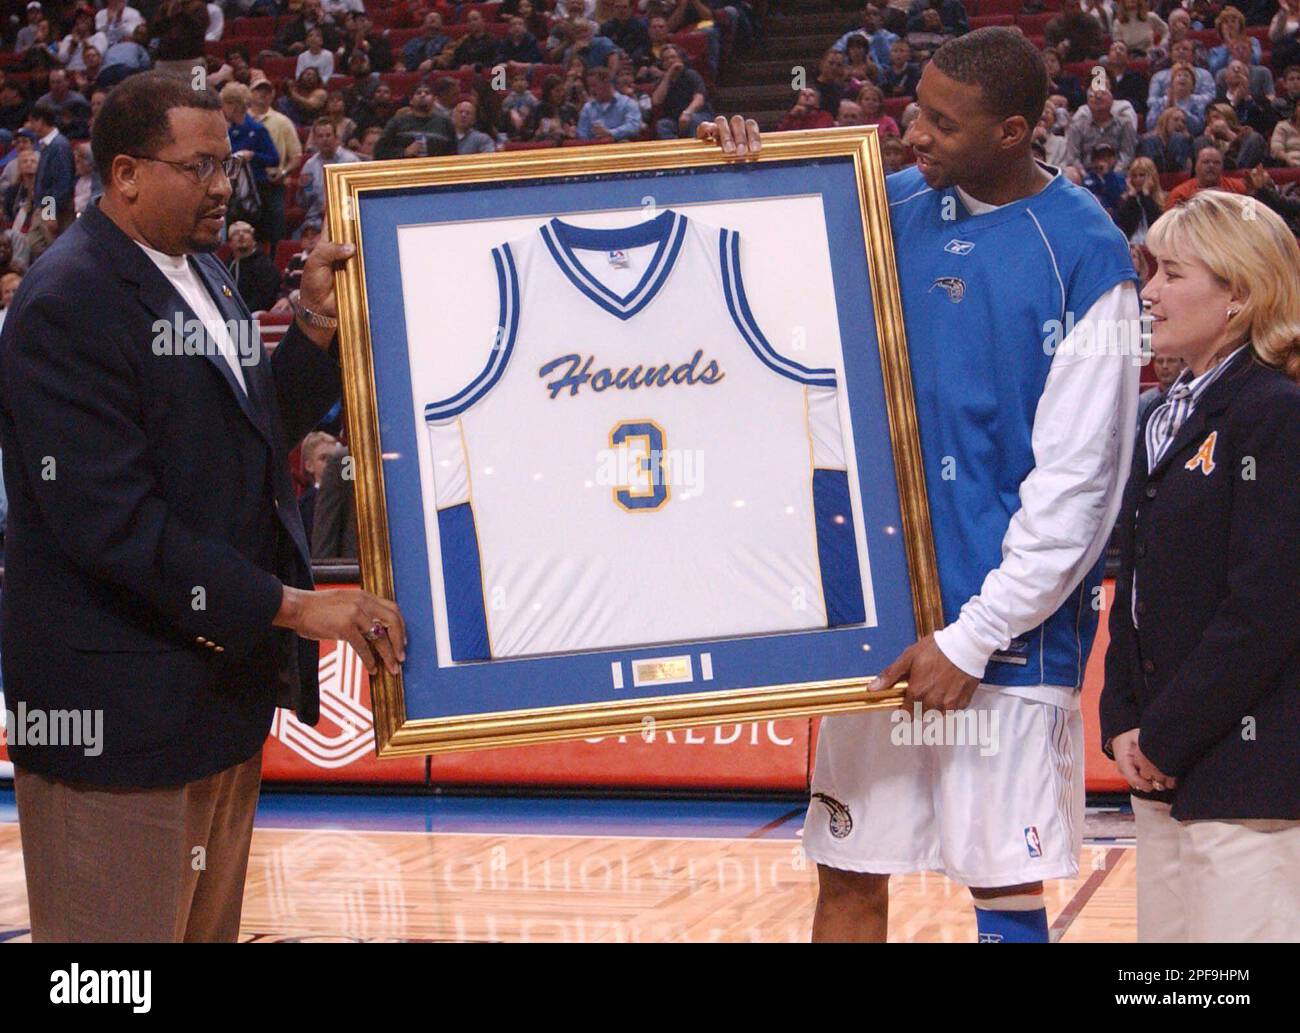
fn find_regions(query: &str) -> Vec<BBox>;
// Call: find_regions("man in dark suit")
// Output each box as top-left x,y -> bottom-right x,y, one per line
225,219 -> 281,313
26,98 -> 75,233
0,72 -> 406,942
312,445 -> 358,560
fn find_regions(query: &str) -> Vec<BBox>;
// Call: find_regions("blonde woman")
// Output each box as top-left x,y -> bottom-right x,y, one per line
1115,156 -> 1164,242
1137,105 -> 1194,172
1101,191 -> 1300,942
1112,0 -> 1167,56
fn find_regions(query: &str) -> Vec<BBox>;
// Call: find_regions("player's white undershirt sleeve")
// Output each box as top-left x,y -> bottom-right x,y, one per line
933,281 -> 1140,683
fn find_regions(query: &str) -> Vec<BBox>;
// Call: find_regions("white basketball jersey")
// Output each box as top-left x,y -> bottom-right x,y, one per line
424,209 -> 865,661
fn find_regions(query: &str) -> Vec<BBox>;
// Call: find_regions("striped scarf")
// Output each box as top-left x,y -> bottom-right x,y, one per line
1145,346 -> 1246,473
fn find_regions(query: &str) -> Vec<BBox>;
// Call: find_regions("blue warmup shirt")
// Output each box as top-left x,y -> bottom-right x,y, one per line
886,165 -> 1137,688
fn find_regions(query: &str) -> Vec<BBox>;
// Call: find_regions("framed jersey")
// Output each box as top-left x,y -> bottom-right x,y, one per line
326,127 -> 942,756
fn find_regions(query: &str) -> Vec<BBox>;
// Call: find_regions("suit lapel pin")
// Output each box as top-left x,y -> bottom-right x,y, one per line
1186,431 -> 1218,476
222,285 -> 233,298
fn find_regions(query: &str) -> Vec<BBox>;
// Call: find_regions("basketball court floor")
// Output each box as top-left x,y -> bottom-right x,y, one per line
0,789 -> 1138,942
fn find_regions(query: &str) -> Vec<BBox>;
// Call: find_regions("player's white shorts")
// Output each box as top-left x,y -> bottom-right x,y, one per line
802,687 -> 1084,888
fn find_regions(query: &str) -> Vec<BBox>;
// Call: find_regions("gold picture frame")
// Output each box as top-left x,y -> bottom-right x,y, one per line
326,126 -> 941,757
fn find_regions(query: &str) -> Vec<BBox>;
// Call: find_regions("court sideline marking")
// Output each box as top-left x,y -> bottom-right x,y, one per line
1049,846 -> 1126,942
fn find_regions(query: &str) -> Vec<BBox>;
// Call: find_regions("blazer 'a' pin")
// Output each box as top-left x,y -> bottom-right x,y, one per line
221,284 -> 233,298
1186,431 -> 1218,476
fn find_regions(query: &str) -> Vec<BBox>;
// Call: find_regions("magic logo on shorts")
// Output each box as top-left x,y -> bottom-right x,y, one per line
813,793 -> 853,839
1024,825 -> 1043,858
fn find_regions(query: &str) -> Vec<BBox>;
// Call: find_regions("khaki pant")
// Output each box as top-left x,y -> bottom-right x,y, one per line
14,750 -> 263,942
1133,796 -> 1300,942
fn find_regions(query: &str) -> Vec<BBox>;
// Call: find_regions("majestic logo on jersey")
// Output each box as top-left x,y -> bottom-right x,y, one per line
270,641 -> 374,768
944,239 -> 975,255
812,793 -> 853,839
928,276 -> 966,303
538,348 -> 726,399
1024,825 -> 1043,858
1185,431 -> 1218,475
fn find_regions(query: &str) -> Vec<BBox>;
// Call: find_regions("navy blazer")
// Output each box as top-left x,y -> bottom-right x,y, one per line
33,130 -> 75,220
1100,350 -> 1300,820
0,202 -> 340,787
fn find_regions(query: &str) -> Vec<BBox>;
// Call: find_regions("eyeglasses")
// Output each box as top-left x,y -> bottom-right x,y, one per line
127,153 -> 245,183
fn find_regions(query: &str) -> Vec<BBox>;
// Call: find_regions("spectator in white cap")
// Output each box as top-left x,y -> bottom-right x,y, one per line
16,3 -> 45,53
248,74 -> 300,246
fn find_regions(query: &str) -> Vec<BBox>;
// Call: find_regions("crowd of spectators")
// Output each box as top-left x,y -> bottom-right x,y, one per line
1,0 -> 1298,555
0,0 -> 759,298
0,0 -> 767,554
777,0 -> 1299,243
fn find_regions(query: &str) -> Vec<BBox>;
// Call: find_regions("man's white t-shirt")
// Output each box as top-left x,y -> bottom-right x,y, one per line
137,242 -> 248,395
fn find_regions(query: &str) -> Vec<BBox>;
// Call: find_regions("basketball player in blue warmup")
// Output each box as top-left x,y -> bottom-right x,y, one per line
705,28 -> 1141,942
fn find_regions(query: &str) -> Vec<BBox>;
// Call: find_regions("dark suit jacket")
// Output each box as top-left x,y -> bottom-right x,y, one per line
0,202 -> 340,787
1112,69 -> 1149,117
34,130 -> 75,223
228,250 -> 282,313
298,482 -> 318,545
1100,351 -> 1300,820
311,447 -> 357,560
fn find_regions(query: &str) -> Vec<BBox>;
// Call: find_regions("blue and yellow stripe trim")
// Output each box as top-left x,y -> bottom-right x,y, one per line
719,228 -> 837,387
423,244 -> 522,422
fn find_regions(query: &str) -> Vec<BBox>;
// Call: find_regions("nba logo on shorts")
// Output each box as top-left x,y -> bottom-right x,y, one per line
1024,825 -> 1043,859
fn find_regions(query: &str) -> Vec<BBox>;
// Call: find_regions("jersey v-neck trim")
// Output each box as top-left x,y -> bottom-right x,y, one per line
539,209 -> 687,321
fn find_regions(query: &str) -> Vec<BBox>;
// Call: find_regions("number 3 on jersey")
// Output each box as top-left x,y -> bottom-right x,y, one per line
610,420 -> 668,512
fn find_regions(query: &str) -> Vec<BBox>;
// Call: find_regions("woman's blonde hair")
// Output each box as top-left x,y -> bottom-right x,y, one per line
1155,105 -> 1188,137
1147,190 -> 1300,380
1205,102 -> 1242,131
1215,5 -> 1245,35
300,431 -> 338,476
1126,156 -> 1165,206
